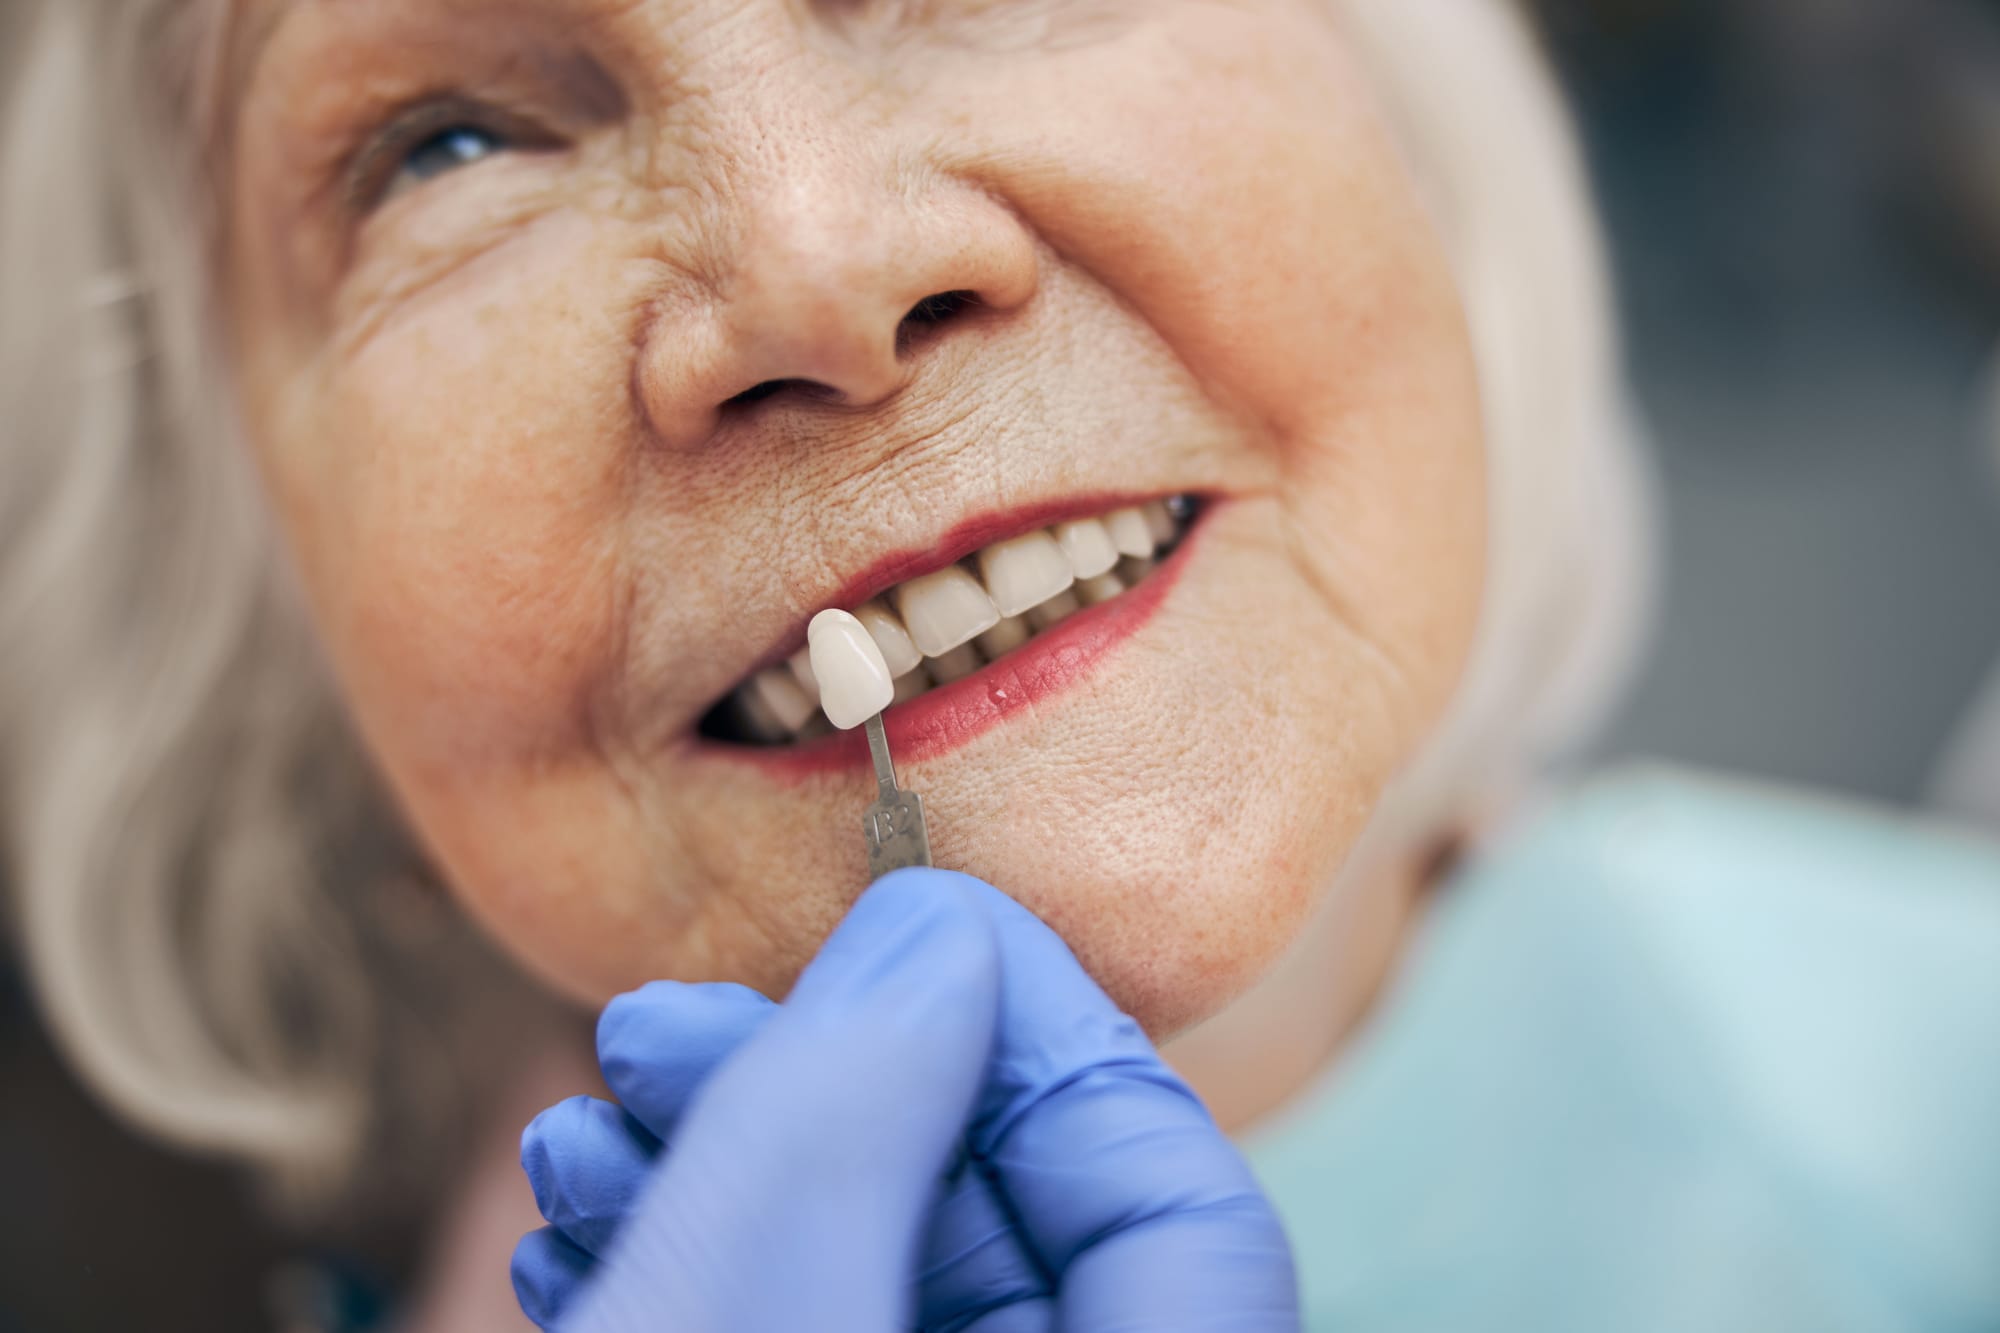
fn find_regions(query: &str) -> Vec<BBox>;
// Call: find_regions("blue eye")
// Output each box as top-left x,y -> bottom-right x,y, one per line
393,125 -> 505,190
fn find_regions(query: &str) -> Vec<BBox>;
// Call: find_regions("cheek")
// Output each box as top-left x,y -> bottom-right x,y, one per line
989,9 -> 1486,709
996,11 -> 1457,438
260,221 -> 638,773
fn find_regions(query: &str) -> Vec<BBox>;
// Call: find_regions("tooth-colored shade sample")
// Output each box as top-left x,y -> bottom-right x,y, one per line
1105,507 -> 1155,558
894,566 -> 1000,656
851,600 -> 923,678
1026,589 -> 1081,632
1142,500 -> 1177,545
1052,518 -> 1118,579
977,531 -> 1074,617
807,609 -> 895,729
750,668 -> 817,732
976,614 -> 1031,660
1077,571 -> 1125,606
927,643 -> 982,683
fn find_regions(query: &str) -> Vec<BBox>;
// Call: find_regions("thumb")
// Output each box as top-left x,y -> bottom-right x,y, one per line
564,868 -> 1000,1333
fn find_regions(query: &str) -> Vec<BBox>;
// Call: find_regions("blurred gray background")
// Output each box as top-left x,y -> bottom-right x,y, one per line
1534,0 -> 2000,807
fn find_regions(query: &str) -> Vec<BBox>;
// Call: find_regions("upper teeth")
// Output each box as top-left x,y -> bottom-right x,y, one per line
893,565 -> 999,657
727,499 -> 1189,743
976,531 -> 1072,618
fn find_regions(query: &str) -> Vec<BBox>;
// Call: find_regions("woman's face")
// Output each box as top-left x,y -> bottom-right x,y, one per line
223,0 -> 1485,1035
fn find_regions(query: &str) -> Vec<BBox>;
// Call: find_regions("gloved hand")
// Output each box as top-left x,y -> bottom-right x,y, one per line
510,867 -> 1298,1332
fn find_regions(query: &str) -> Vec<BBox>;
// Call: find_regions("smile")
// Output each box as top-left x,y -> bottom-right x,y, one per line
700,496 -> 1201,755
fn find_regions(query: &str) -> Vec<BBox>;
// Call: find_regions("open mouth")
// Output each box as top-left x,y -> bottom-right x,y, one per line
700,495 -> 1200,748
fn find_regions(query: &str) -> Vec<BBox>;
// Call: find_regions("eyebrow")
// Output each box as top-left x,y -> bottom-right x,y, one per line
227,0 -> 629,122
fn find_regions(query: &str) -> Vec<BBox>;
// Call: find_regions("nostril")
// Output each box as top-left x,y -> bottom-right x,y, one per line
724,379 -> 786,407
905,290 -> 981,326
723,377 -> 828,408
897,289 -> 982,353
719,291 -> 983,413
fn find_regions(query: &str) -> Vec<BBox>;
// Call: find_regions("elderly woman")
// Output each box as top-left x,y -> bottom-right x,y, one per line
4,1 -> 1998,1330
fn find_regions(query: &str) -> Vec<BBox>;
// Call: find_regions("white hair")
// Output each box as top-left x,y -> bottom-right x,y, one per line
0,0 -> 543,1213
0,0 -> 1653,1201
1335,0 -> 1658,861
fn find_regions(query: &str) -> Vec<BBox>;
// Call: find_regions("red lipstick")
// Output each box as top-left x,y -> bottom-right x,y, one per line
699,498 -> 1206,779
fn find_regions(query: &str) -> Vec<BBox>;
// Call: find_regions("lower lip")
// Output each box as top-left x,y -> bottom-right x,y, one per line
698,504 -> 1209,780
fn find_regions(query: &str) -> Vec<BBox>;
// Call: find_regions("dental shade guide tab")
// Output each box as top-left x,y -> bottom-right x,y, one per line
807,610 -> 933,877
861,713 -> 932,877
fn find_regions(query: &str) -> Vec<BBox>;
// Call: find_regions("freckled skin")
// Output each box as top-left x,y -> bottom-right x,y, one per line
223,0 -> 1485,1045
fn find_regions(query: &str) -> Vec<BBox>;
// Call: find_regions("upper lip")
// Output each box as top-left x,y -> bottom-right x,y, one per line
719,489 -> 1182,701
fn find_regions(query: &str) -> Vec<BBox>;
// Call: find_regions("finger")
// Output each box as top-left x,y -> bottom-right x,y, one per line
510,1226 -> 595,1331
520,1095 -> 659,1256
566,869 -> 1003,1333
953,1303 -> 1056,1333
992,1084 -> 1297,1331
945,872 -> 1298,1330
915,1150 -> 1052,1333
595,981 -> 775,1141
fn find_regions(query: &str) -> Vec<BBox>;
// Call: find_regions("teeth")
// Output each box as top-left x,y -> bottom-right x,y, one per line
735,683 -> 792,744
1104,507 -> 1155,559
891,669 -> 930,705
977,531 -> 1075,617
1052,518 -> 1119,580
926,643 -> 983,683
807,609 -> 894,730
750,668 -> 817,733
1026,589 -> 1081,631
1076,571 -> 1125,606
852,600 -> 924,678
1117,555 -> 1156,584
786,648 -> 820,703
976,614 -> 1031,659
894,566 -> 1001,657
715,497 -> 1195,743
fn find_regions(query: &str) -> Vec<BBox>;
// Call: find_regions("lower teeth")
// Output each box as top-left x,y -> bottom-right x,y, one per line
703,498 -> 1195,746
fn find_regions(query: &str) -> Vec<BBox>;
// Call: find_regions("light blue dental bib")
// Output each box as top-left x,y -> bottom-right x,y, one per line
1241,767 -> 2000,1333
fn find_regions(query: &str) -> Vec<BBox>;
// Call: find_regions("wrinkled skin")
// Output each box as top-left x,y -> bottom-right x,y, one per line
221,0 -> 1485,1047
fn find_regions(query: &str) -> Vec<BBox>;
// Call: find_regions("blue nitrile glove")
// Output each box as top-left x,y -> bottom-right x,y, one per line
511,867 -> 1298,1332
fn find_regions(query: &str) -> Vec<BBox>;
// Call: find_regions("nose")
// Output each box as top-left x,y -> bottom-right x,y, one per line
636,155 -> 1041,451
